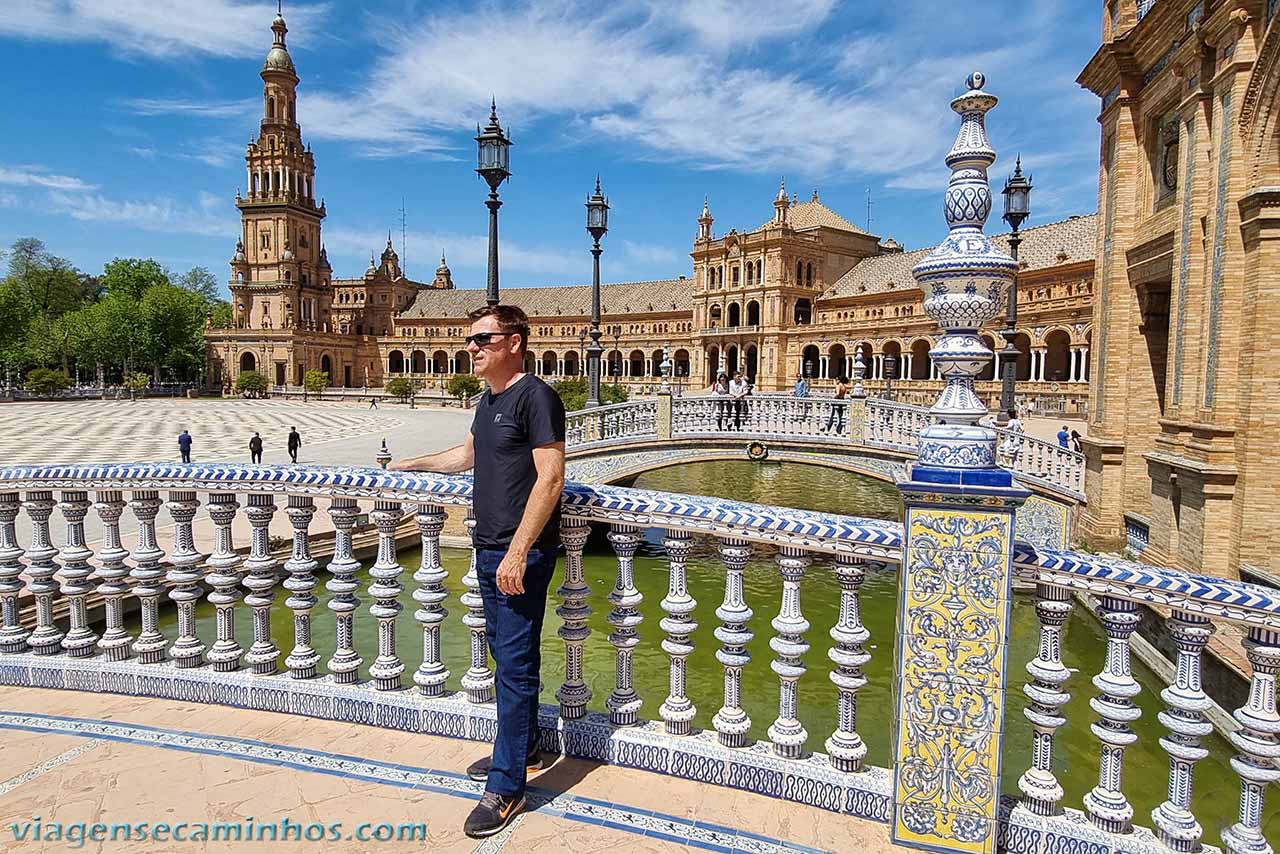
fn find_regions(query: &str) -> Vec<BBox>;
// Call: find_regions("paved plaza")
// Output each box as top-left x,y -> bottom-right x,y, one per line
0,687 -> 899,854
0,398 -> 473,469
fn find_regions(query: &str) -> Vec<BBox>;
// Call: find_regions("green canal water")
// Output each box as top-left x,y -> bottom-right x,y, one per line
156,461 -> 1276,839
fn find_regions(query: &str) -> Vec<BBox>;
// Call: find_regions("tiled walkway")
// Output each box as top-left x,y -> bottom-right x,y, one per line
0,687 -> 907,853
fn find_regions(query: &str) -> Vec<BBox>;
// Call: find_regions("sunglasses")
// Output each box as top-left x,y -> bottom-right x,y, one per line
464,331 -> 515,347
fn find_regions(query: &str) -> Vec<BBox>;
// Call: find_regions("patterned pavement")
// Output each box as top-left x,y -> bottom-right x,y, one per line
0,399 -> 471,468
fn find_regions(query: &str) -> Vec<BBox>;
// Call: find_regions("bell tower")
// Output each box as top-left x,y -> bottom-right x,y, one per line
230,3 -> 328,331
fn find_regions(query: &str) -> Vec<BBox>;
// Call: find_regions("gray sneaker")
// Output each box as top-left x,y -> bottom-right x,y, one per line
466,749 -> 544,783
464,791 -> 526,838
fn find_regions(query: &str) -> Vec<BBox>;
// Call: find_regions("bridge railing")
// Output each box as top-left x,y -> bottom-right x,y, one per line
670,394 -> 849,442
0,462 -> 1275,853
564,399 -> 657,449
991,422 -> 1086,498
862,398 -> 934,452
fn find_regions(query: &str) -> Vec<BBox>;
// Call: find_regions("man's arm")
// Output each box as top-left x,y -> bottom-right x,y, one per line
495,442 -> 565,595
389,434 -> 476,473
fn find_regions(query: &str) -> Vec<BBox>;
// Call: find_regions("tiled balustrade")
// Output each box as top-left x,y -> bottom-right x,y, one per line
0,462 -> 1275,854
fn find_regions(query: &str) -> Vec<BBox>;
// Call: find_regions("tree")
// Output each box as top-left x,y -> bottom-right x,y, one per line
235,370 -> 268,397
122,371 -> 150,400
141,284 -> 207,380
447,374 -> 482,404
5,238 -> 93,318
24,367 -> 70,395
174,266 -> 221,302
385,377 -> 414,402
207,301 -> 233,329
551,376 -> 627,412
102,258 -> 169,301
303,370 -> 328,394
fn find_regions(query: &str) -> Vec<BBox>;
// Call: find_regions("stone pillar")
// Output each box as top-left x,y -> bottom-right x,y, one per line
891,71 -> 1027,854
656,389 -> 672,439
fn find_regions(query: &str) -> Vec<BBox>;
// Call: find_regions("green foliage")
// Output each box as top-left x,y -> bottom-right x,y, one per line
174,267 -> 221,302
551,376 -> 627,412
303,370 -> 329,394
122,372 -> 150,392
235,370 -> 268,397
447,374 -> 482,402
24,367 -> 71,395
102,258 -> 169,301
385,377 -> 414,401
207,301 -> 233,329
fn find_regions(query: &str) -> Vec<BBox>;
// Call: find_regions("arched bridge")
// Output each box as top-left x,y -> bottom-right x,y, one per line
565,393 -> 1085,549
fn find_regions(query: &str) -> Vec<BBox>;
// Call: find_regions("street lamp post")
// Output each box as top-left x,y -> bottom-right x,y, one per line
612,327 -> 622,385
585,177 -> 609,407
475,99 -> 512,307
998,157 -> 1032,424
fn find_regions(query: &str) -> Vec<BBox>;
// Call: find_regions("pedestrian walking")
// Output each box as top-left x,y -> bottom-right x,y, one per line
390,304 -> 565,839
249,431 -> 263,464
999,409 -> 1025,465
710,372 -> 730,430
1057,425 -> 1070,449
369,394 -> 379,409
177,429 -> 192,463
287,426 -> 302,463
729,371 -> 749,429
825,376 -> 849,433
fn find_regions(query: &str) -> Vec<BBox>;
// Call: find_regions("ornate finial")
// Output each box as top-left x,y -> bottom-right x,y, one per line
490,96 -> 498,121
852,347 -> 866,398
776,177 -> 787,202
595,174 -> 602,194
811,188 -> 819,202
376,439 -> 392,469
909,72 -> 1016,472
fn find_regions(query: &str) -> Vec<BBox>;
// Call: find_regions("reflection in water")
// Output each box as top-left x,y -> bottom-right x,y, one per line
154,461 -> 1273,837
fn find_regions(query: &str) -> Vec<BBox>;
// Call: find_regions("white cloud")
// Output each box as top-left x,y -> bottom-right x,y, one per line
47,189 -> 235,237
0,165 -> 97,192
649,0 -> 838,47
122,98 -> 258,119
0,1 -> 327,59
0,191 -> 19,208
619,239 -> 682,267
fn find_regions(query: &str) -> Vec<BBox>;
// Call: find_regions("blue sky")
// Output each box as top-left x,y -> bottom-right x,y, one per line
0,0 -> 1102,296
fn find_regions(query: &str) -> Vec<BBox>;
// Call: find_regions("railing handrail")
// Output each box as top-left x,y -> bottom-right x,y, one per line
566,399 -> 656,418
1,461 -> 1273,628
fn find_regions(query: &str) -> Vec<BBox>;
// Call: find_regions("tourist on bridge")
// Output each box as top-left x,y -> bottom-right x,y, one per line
248,431 -> 263,464
1057,425 -> 1070,449
1070,429 -> 1083,454
824,375 -> 849,434
389,304 -> 565,839
287,426 -> 302,462
793,372 -> 810,419
710,371 -> 731,429
999,409 -> 1025,465
177,429 -> 192,463
729,370 -> 749,429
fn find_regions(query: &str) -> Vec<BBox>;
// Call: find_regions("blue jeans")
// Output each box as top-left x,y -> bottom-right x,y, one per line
476,546 -> 558,796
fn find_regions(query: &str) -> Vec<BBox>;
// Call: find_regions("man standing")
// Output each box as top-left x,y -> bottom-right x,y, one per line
391,305 -> 565,838
249,432 -> 263,464
793,371 -> 809,420
1057,425 -> 1070,449
177,429 -> 193,463
287,426 -> 302,463
729,370 -> 749,430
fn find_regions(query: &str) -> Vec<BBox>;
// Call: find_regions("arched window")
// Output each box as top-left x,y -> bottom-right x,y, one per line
756,259 -> 763,282
268,96 -> 276,119
806,262 -> 813,287
289,99 -> 295,122
746,300 -> 760,326
728,303 -> 741,327
796,260 -> 803,283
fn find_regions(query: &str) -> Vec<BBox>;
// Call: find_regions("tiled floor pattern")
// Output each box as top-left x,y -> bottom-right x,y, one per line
0,399 -> 411,466
0,687 -> 910,854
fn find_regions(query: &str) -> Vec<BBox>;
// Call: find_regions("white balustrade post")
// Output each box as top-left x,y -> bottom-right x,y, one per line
412,504 -> 449,696
128,490 -> 166,664
1152,611 -> 1214,851
57,491 -> 97,657
368,499 -> 404,691
606,524 -> 644,726
0,494 -> 27,653
659,529 -> 697,736
1221,627 -> 1280,854
769,547 -> 810,758
92,492 -> 131,661
23,491 -> 62,655
325,497 -> 362,683
556,518 -> 593,719
1084,596 -> 1142,833
283,496 -> 320,679
205,493 -> 243,672
165,490 -> 205,668
460,509 -> 494,703
713,537 -> 754,747
1018,583 -> 1073,815
243,493 -> 280,675
826,556 -> 871,772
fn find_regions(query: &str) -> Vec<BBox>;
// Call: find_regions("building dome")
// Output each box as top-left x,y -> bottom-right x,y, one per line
264,45 -> 294,72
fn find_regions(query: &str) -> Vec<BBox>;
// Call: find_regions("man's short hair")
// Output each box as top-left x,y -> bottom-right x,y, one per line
468,304 -> 531,353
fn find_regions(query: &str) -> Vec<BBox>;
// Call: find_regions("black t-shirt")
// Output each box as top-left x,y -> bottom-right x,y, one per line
470,374 -> 566,550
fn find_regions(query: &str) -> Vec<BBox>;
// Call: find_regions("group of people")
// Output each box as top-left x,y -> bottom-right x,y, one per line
174,426 -> 304,464
706,369 -> 851,433
792,371 -> 850,433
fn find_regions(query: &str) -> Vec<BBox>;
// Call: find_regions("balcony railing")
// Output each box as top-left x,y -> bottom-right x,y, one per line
0,462 -> 1275,853
671,394 -> 849,442
697,325 -> 760,336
